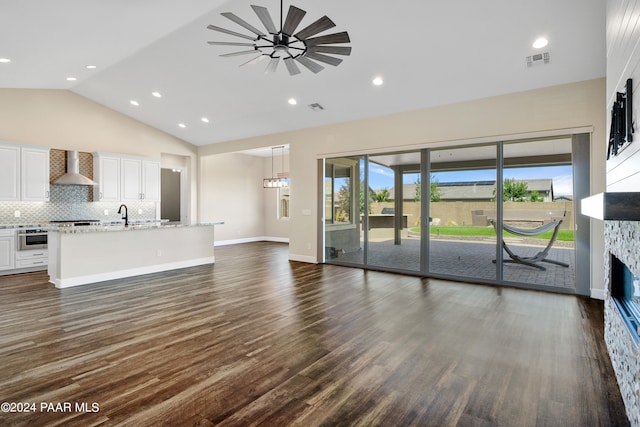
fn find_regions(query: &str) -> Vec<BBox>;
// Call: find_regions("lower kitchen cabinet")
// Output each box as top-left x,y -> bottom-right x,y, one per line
15,249 -> 48,269
0,230 -> 15,271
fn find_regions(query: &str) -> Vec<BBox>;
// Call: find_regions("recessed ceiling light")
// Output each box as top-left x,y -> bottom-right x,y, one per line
288,98 -> 297,105
152,91 -> 162,98
178,123 -> 186,129
130,100 -> 139,106
85,65 -> 97,69
201,117 -> 210,123
0,58 -> 11,63
66,77 -> 77,81
373,76 -> 384,86
533,37 -> 549,49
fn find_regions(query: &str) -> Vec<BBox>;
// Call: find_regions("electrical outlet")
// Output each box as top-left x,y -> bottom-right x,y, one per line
14,210 -> 20,218
138,209 -> 142,214
156,249 -> 162,257
104,209 -> 109,215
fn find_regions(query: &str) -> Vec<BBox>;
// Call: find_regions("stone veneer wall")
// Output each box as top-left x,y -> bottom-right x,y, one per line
604,221 -> 640,426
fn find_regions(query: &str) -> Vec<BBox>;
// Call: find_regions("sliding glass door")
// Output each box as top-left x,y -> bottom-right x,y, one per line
323,135 -> 585,294
500,138 -> 575,289
428,145 -> 498,280
366,153 -> 421,272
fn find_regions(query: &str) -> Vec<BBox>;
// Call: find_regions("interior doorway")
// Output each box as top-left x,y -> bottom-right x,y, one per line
161,168 -> 181,222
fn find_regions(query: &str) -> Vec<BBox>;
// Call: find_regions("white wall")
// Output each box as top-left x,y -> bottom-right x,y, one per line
606,0 -> 640,191
199,153 -> 265,243
199,78 -> 607,290
0,88 -> 199,223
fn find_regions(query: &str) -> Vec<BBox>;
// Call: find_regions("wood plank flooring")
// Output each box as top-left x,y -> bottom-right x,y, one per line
0,242 -> 629,426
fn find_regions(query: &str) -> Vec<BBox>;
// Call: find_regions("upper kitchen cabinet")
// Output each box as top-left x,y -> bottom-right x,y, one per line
0,144 -> 20,201
0,142 -> 49,202
94,153 -> 160,203
122,156 -> 160,202
93,153 -> 121,202
21,146 -> 50,201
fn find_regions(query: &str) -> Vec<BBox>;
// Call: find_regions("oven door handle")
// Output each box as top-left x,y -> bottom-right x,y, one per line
17,233 -> 49,237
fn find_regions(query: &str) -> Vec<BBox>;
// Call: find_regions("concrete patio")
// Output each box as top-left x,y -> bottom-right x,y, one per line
333,236 -> 576,290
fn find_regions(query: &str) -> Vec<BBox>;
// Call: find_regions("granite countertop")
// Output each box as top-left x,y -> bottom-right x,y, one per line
50,221 -> 224,233
0,221 -> 223,232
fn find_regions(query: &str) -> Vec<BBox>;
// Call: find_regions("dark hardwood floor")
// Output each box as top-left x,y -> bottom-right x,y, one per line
0,242 -> 629,426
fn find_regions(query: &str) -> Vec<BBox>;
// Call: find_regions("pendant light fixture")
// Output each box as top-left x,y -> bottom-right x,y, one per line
263,146 -> 289,188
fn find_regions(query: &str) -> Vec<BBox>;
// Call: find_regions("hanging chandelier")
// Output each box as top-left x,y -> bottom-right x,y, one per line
263,146 -> 289,188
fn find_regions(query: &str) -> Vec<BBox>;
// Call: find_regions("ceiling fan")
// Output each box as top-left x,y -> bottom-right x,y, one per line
206,0 -> 351,75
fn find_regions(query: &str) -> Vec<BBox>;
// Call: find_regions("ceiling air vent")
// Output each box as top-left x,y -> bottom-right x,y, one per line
526,52 -> 550,67
309,103 -> 324,112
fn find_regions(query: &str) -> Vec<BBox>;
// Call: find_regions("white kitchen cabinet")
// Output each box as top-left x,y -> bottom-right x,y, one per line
21,146 -> 50,201
141,159 -> 160,202
121,156 -> 160,202
15,249 -> 48,269
0,144 -> 21,201
121,157 -> 142,202
0,231 -> 15,271
0,142 -> 49,202
93,153 -> 121,202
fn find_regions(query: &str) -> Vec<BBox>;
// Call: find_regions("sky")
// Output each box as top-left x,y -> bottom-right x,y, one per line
367,165 -> 573,196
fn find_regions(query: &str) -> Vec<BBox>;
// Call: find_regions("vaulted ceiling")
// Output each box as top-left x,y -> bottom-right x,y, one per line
0,0 -> 606,147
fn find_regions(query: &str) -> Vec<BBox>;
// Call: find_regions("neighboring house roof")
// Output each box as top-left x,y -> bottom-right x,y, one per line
384,179 -> 557,201
437,181 -> 497,200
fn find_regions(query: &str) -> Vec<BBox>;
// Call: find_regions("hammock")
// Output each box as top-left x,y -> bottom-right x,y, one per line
490,219 -> 569,271
502,220 -> 560,237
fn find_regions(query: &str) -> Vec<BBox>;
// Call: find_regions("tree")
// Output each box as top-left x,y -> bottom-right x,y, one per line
337,179 -> 351,222
414,176 -> 442,202
503,178 -> 528,202
529,190 -> 544,202
359,182 -> 376,214
374,188 -> 390,202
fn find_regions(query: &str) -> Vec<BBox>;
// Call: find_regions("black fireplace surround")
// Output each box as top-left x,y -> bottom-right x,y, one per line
611,254 -> 640,343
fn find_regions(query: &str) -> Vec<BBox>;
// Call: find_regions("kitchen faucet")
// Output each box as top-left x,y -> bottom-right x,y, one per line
117,204 -> 129,226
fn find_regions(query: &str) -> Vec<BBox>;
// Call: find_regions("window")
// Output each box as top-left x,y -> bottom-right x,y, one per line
278,187 -> 289,219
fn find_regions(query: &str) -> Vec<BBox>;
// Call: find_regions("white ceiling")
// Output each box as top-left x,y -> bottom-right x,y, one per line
0,0 -> 606,147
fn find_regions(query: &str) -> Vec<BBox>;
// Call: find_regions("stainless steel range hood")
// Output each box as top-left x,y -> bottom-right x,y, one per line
52,151 -> 97,186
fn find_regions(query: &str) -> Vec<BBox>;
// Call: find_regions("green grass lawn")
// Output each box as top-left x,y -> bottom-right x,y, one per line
410,225 -> 574,242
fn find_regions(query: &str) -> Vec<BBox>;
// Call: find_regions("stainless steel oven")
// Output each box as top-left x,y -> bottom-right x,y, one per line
17,229 -> 48,251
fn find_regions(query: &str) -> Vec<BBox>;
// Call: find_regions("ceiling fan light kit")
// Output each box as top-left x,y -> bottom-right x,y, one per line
207,0 -> 351,75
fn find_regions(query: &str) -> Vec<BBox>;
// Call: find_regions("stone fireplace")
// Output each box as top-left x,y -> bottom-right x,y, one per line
604,220 -> 640,426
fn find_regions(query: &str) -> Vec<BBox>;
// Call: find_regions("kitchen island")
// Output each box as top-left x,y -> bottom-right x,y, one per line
47,222 -> 223,288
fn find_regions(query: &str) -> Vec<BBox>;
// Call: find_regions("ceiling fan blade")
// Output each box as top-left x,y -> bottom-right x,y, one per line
265,57 -> 279,73
294,16 -> 335,40
220,50 -> 258,57
283,57 -> 301,76
221,12 -> 264,37
307,45 -> 352,56
304,52 -> 343,67
206,24 -> 255,41
240,54 -> 268,67
251,5 -> 277,34
296,56 -> 325,74
282,5 -> 306,36
208,41 -> 256,47
305,31 -> 350,46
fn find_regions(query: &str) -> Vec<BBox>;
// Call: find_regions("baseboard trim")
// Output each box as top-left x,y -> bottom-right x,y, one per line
591,289 -> 605,300
215,236 -> 289,246
289,254 -> 318,264
52,257 -> 215,289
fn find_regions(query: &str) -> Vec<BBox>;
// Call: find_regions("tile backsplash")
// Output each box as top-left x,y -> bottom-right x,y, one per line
0,184 -> 156,225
